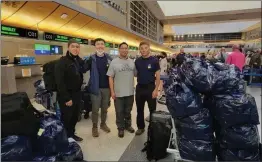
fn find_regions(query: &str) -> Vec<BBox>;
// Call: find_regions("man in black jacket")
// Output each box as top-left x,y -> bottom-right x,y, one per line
55,39 -> 84,142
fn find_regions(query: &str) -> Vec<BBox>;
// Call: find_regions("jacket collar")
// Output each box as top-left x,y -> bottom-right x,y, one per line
66,51 -> 80,61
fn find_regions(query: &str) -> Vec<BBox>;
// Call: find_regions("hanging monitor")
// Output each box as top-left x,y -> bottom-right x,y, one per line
50,45 -> 63,55
35,44 -> 51,55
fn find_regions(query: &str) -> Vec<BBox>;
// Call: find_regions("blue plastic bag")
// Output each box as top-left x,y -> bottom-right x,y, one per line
36,115 -> 69,155
179,58 -> 213,93
218,148 -> 260,161
165,80 -> 202,118
213,93 -> 259,129
60,138 -> 84,161
1,135 -> 33,161
33,155 -> 61,162
178,138 -> 215,161
175,108 -> 214,141
211,63 -> 241,94
219,125 -> 260,149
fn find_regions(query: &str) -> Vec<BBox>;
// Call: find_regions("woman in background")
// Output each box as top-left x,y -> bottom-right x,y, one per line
158,52 -> 168,98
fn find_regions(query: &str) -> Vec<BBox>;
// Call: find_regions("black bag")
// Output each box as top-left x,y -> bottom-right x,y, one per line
43,59 -> 60,91
82,92 -> 92,113
142,111 -> 172,161
1,92 -> 40,139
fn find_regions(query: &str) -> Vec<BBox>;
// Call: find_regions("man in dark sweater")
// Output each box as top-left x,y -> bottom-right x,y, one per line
85,38 -> 112,137
55,39 -> 84,142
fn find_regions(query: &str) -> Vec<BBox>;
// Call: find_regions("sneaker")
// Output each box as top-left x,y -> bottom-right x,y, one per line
118,129 -> 124,138
100,123 -> 111,133
72,135 -> 83,142
92,127 -> 99,137
125,126 -> 135,133
135,129 -> 145,136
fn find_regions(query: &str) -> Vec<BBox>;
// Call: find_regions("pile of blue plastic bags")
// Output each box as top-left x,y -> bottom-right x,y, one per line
1,115 -> 84,162
164,58 -> 260,161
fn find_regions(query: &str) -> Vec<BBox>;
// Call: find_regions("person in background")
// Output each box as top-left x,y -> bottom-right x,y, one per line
216,47 -> 228,63
226,44 -> 245,71
86,38 -> 112,137
250,48 -> 262,69
55,39 -> 84,142
200,53 -> 206,60
176,48 -> 186,66
158,52 -> 168,98
107,42 -> 135,138
135,42 -> 160,135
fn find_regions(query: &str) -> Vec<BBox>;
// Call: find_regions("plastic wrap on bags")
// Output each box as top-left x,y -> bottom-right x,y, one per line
179,59 -> 213,93
175,108 -> 214,141
213,93 -> 259,129
36,115 -> 69,155
1,135 -> 32,161
218,148 -> 260,161
178,138 -> 215,161
219,125 -> 260,149
60,138 -> 84,161
165,81 -> 202,118
211,63 -> 241,94
33,155 -> 61,162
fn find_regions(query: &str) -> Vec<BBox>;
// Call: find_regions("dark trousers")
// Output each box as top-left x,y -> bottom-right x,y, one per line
114,96 -> 134,130
58,92 -> 82,137
135,84 -> 156,129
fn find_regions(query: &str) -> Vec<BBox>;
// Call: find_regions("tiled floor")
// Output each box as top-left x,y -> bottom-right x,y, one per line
65,87 -> 261,161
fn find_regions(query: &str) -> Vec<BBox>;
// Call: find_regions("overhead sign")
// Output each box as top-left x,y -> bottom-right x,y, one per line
1,25 -> 38,39
129,46 -> 138,50
105,42 -> 113,48
44,32 -> 88,45
114,44 -> 119,48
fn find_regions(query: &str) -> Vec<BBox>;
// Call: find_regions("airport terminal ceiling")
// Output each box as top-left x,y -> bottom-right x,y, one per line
157,1 -> 261,17
1,1 -> 173,53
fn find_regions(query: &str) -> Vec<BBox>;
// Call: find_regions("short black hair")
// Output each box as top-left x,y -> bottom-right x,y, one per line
68,39 -> 80,47
94,38 -> 106,45
139,41 -> 150,47
161,52 -> 167,57
119,42 -> 128,49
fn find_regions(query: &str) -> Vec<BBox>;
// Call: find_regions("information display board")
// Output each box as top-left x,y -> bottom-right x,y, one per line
1,25 -> 38,39
105,42 -> 113,48
44,32 -> 88,44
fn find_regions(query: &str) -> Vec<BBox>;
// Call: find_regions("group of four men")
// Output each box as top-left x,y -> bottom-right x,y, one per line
55,38 -> 160,141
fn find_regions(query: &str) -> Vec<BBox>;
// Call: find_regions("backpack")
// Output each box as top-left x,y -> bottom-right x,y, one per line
43,59 -> 60,91
142,111 -> 172,161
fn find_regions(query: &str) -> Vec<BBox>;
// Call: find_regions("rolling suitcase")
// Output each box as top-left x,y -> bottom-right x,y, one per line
142,111 -> 172,161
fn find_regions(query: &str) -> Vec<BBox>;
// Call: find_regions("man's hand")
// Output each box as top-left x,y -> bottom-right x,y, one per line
65,100 -> 73,107
111,91 -> 116,100
152,90 -> 158,99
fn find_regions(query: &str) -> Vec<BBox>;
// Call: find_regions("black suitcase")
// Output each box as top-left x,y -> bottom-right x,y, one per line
142,111 -> 172,161
1,92 -> 40,139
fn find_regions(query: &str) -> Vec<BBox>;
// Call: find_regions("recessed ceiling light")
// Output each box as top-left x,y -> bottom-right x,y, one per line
61,13 -> 68,19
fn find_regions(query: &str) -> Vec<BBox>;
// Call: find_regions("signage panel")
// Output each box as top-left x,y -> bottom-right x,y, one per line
1,25 -> 38,39
44,32 -> 88,44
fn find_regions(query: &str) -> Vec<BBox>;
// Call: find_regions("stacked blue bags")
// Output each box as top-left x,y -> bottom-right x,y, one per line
33,115 -> 84,161
164,68 -> 215,161
165,57 -> 260,161
1,114 -> 84,162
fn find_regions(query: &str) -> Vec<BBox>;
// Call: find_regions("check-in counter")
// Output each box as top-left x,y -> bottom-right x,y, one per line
1,64 -> 43,98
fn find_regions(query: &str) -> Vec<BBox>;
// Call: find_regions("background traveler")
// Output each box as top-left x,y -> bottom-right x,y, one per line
226,44 -> 245,71
158,51 -> 168,98
216,47 -> 228,63
86,38 -> 112,137
55,39 -> 84,142
107,42 -> 135,138
176,48 -> 186,66
135,42 -> 160,136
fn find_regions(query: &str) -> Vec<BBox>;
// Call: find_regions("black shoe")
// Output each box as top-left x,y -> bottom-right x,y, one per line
118,129 -> 124,138
72,135 -> 83,142
84,112 -> 89,119
125,126 -> 135,133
